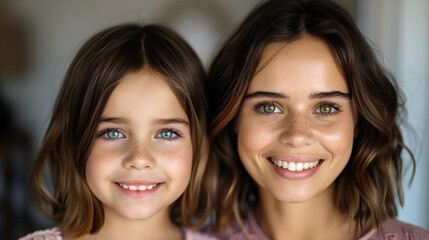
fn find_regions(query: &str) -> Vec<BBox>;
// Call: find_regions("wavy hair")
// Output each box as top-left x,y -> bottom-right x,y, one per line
207,0 -> 415,232
29,24 -> 214,237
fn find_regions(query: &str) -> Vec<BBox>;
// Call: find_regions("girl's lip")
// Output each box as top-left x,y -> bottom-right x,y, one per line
115,180 -> 161,185
114,182 -> 163,198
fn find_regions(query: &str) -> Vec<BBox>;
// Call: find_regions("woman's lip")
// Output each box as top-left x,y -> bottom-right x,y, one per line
267,157 -> 324,180
268,155 -> 322,162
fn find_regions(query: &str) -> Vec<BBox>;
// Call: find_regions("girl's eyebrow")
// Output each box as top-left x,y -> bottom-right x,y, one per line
244,90 -> 350,99
153,118 -> 189,126
99,117 -> 189,126
99,117 -> 129,124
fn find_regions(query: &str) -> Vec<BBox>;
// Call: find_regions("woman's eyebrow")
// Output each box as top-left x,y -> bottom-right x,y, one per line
244,91 -> 288,99
310,91 -> 350,99
244,90 -> 350,100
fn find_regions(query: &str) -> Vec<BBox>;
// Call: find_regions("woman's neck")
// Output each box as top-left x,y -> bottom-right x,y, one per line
255,185 -> 362,240
67,208 -> 183,240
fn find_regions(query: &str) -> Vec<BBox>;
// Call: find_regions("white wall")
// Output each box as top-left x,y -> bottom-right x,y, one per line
0,0 -> 260,139
357,0 -> 429,230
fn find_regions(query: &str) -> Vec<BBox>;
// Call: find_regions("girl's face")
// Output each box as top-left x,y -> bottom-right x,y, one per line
235,35 -> 358,203
86,67 -> 193,221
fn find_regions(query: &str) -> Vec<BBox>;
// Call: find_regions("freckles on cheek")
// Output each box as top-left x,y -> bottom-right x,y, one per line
162,147 -> 193,171
319,124 -> 355,154
237,120 -> 273,154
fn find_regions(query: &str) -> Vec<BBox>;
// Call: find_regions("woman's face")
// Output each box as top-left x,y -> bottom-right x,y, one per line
235,35 -> 358,203
86,67 -> 193,221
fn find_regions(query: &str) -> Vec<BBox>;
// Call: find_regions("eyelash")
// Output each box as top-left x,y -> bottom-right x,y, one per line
254,101 -> 282,114
155,128 -> 182,140
314,101 -> 342,116
99,128 -> 125,140
253,101 -> 342,116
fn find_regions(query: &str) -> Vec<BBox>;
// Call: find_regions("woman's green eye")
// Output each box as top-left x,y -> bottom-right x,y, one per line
264,104 -> 276,113
103,130 -> 124,139
316,103 -> 339,115
319,104 -> 332,114
257,103 -> 281,114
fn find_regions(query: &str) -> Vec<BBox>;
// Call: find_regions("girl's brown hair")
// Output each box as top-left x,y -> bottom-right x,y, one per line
29,24 -> 214,237
207,0 -> 415,232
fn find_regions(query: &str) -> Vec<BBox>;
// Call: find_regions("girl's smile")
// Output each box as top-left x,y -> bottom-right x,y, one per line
86,67 -> 193,221
114,181 -> 163,199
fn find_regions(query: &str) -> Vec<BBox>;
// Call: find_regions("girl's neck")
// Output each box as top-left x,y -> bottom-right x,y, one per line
67,208 -> 183,240
255,185 -> 364,240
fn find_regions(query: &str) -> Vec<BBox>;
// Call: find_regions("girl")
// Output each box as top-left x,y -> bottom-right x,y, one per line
207,0 -> 429,239
20,24 -> 217,240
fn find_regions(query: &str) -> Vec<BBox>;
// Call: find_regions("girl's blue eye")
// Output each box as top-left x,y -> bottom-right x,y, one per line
103,130 -> 124,139
256,102 -> 282,114
156,130 -> 178,139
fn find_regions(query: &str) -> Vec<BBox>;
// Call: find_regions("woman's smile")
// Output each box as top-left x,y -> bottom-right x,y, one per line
235,35 -> 358,203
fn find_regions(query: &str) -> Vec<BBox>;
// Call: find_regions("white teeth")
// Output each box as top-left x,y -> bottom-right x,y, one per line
296,162 -> 303,171
118,183 -> 157,191
289,162 -> 296,171
303,162 -> 310,169
270,158 -> 320,172
282,161 -> 288,169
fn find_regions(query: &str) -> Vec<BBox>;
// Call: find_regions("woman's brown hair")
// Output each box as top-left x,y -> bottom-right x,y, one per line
29,24 -> 214,237
207,0 -> 415,232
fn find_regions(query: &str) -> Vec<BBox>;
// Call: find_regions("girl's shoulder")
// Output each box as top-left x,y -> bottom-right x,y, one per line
183,227 -> 221,240
19,227 -> 63,240
360,219 -> 429,240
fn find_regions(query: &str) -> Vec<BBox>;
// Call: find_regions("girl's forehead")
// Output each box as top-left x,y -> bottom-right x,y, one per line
102,68 -> 189,123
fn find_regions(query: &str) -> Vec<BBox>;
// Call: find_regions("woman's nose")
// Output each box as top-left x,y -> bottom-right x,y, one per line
278,111 -> 314,147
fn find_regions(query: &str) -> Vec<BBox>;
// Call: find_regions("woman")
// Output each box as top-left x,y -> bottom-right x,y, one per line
207,0 -> 429,239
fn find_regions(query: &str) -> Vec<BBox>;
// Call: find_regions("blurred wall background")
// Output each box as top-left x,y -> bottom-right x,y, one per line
0,0 -> 427,239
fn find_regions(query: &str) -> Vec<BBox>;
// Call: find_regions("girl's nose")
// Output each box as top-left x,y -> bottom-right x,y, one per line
122,141 -> 156,170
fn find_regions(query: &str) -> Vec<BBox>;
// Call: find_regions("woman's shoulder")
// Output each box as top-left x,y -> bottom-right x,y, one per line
19,227 -> 63,240
361,219 -> 429,240
201,208 -> 269,240
183,227 -> 221,240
